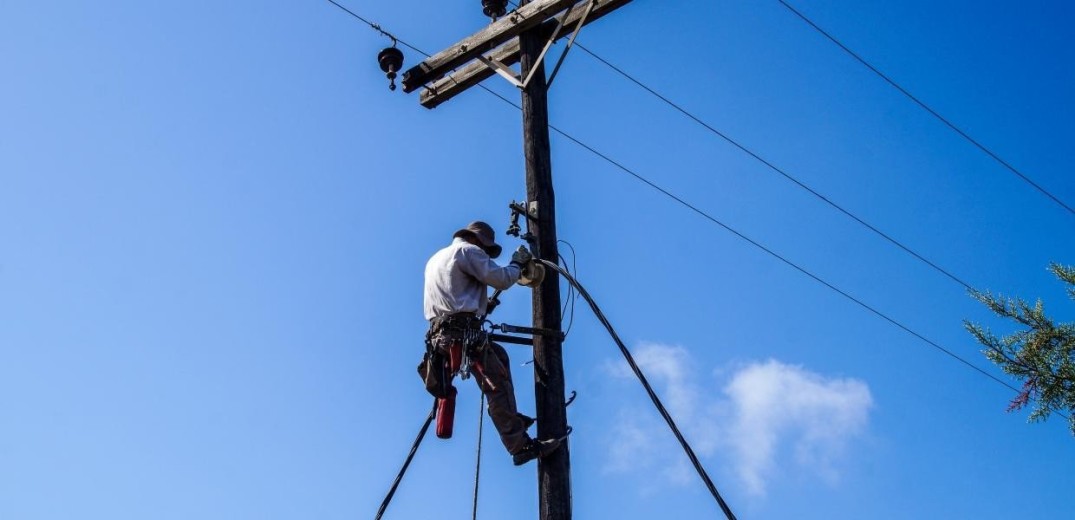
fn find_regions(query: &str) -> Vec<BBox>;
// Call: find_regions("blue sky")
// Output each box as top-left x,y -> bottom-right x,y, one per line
3,1 -> 1074,519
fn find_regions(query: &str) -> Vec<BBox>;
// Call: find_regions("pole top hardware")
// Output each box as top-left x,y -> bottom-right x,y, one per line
471,0 -> 595,91
377,46 -> 404,91
482,0 -> 509,20
400,0 -> 579,93
415,0 -> 633,108
507,200 -> 538,244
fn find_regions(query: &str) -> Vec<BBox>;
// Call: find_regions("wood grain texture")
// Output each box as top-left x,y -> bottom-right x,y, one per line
400,0 -> 578,93
419,0 -> 634,108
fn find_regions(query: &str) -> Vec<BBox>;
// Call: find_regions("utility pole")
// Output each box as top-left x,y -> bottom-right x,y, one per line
518,12 -> 570,518
399,2 -> 632,518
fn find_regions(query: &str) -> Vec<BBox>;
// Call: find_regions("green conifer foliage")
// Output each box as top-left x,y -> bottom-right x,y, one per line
965,264 -> 1075,435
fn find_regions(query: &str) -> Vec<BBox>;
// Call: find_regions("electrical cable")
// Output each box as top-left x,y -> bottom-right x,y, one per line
501,2 -> 1069,421
327,0 -> 996,299
572,41 -> 976,292
325,10 -> 1068,520
375,400 -> 437,520
325,0 -> 429,56
322,0 -> 1036,412
326,0 -> 1066,462
475,86 -> 1032,400
323,0 -> 1029,395
557,251 -> 578,336
538,259 -> 738,520
473,56 -> 1056,407
559,248 -> 576,337
322,2 -> 1045,516
558,240 -> 580,336
509,1 -> 984,296
775,0 -> 1075,217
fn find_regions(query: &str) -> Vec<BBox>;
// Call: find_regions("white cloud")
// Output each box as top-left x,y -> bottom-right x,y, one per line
603,344 -> 873,496
724,359 -> 873,494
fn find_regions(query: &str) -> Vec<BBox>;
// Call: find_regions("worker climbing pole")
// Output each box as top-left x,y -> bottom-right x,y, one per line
394,3 -> 643,517
374,212 -> 737,520
377,218 -> 566,520
349,1 -> 657,519
328,1 -> 745,519
420,221 -> 564,465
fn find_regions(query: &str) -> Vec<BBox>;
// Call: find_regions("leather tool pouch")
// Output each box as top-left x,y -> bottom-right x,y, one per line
417,331 -> 452,398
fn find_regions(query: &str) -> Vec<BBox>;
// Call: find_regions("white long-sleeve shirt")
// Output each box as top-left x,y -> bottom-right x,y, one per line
423,238 -> 521,320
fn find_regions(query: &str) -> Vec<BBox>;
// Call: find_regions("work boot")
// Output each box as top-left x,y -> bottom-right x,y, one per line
512,437 -> 562,466
517,413 -> 536,431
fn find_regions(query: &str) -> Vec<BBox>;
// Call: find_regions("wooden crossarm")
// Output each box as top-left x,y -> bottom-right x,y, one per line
400,0 -> 578,93
418,0 -> 633,108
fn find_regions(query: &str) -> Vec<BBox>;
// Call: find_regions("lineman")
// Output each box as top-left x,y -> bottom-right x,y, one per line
422,221 -> 560,465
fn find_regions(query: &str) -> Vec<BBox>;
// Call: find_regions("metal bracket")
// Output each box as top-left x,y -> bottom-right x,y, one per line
510,200 -> 539,221
475,0 -> 595,90
508,200 -> 537,244
489,333 -> 533,346
546,0 -> 596,88
487,322 -> 565,348
476,53 -> 527,88
495,323 -> 566,341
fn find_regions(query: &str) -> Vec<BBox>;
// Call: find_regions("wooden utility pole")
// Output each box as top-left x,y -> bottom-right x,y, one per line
518,12 -> 570,518
400,2 -> 632,518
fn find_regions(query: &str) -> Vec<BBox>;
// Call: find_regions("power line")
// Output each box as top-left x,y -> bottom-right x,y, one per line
775,0 -> 1075,217
488,1 -> 1010,391
324,0 -> 1061,425
325,0 -> 429,57
572,42 -> 976,292
474,85 -> 1023,399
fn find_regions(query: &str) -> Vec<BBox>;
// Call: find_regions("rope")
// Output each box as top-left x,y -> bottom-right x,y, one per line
375,400 -> 437,520
538,259 -> 739,520
472,393 -> 486,520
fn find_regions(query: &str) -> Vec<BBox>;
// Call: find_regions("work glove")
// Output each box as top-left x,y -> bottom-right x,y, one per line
510,245 -> 533,268
517,261 -> 546,287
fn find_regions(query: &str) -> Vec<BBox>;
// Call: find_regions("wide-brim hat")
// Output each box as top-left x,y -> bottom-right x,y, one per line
453,221 -> 502,258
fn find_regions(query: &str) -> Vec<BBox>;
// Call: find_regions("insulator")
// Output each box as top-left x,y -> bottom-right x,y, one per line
377,46 -> 404,91
482,0 -> 508,20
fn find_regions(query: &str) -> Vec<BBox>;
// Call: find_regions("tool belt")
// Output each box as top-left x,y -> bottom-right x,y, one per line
418,312 -> 487,398
428,312 -> 483,338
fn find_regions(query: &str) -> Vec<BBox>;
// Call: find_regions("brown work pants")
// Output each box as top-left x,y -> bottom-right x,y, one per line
432,331 -> 530,455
